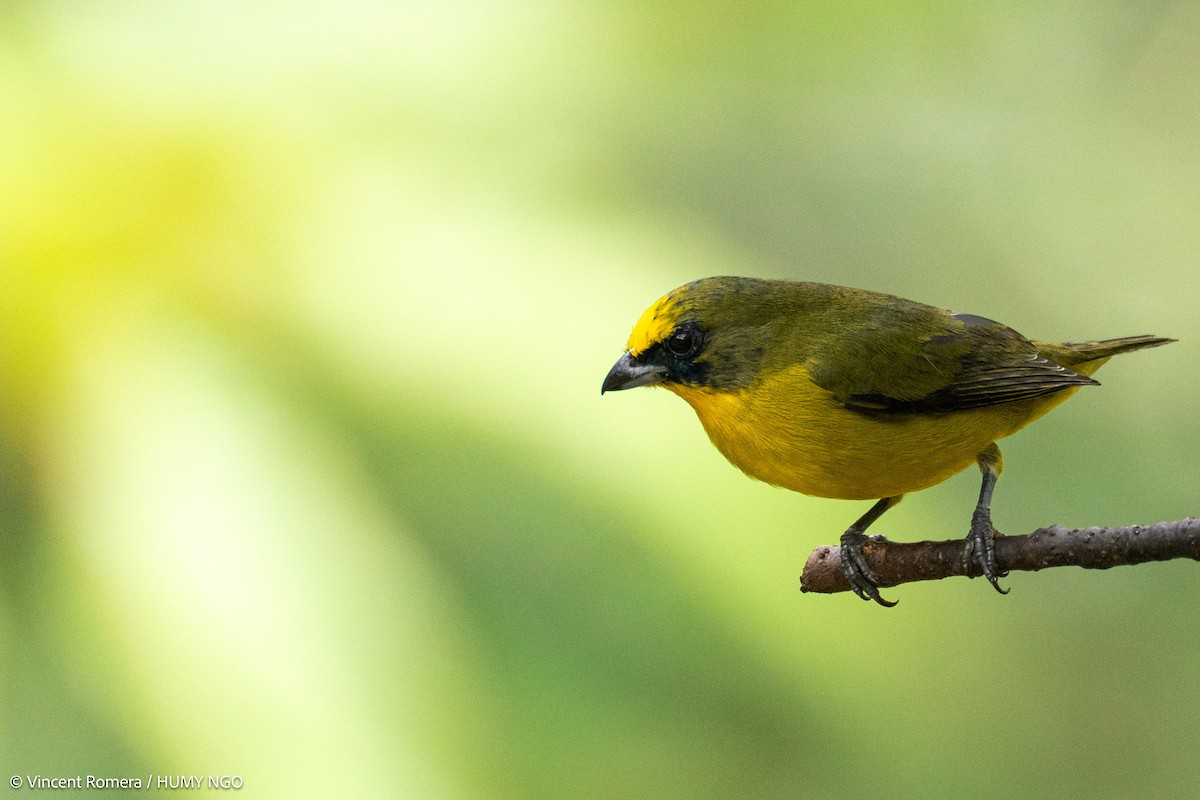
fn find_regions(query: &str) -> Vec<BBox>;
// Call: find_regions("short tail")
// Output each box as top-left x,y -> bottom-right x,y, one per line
1040,335 -> 1176,373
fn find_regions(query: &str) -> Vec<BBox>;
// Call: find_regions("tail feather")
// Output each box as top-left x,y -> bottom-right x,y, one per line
1039,335 -> 1175,372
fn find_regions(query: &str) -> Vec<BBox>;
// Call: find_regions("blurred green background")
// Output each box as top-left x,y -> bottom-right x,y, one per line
2,2 -> 1198,798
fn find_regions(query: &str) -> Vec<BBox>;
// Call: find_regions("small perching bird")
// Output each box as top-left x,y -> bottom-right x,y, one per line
603,277 -> 1174,606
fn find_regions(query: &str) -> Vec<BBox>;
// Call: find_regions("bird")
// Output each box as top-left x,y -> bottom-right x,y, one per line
601,276 -> 1174,606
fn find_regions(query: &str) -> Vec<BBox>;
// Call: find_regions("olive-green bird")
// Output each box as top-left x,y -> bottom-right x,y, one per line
602,277 -> 1174,605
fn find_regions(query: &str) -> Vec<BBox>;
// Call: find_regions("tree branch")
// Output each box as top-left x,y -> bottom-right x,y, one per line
800,518 -> 1200,596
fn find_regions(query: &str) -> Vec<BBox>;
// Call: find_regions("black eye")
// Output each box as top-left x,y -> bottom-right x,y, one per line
665,323 -> 702,358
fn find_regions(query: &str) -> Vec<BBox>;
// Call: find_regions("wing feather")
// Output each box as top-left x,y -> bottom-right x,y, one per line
810,311 -> 1097,415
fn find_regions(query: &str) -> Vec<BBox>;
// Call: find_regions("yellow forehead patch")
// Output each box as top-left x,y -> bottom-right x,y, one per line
626,288 -> 686,356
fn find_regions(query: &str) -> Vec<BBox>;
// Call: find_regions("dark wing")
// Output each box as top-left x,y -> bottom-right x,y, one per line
807,311 -> 1097,414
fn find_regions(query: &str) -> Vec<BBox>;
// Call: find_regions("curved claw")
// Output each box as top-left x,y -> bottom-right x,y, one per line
840,531 -> 898,607
963,512 -> 1009,594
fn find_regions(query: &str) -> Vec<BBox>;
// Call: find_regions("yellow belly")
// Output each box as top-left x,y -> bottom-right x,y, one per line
668,364 -> 1079,500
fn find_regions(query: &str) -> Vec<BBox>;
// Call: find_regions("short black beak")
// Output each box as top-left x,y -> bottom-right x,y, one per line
601,351 -> 666,394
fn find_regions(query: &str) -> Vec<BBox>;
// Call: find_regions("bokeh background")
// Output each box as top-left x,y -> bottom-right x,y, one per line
2,2 -> 1198,798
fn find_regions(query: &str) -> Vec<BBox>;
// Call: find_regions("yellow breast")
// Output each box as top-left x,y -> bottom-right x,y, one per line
667,364 -> 1077,500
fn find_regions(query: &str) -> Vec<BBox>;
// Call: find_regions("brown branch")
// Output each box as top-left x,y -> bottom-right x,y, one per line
800,518 -> 1200,596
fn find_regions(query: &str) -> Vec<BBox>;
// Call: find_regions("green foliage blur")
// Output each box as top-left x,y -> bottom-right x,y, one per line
2,3 -> 1198,798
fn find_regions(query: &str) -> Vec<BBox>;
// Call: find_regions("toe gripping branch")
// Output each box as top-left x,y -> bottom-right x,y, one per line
840,530 -> 898,607
964,445 -> 1009,594
838,496 -> 903,607
963,509 -> 1009,594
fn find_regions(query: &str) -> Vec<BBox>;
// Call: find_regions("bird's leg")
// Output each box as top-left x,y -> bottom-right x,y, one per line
840,495 -> 903,607
962,443 -> 1009,594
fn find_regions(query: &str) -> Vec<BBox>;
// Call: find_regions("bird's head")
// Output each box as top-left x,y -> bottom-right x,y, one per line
602,276 -> 794,395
